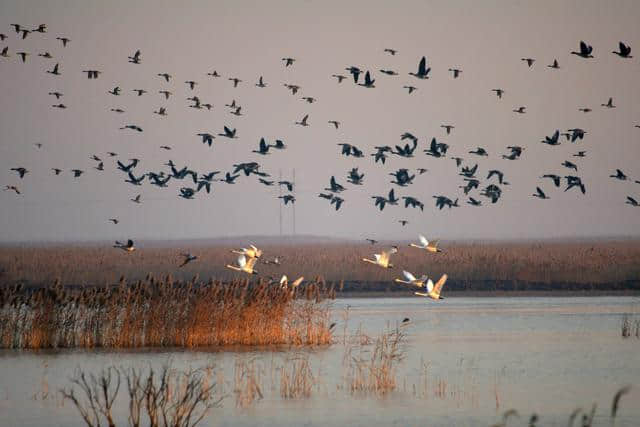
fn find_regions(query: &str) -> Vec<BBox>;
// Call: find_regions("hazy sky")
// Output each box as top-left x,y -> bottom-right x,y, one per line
1,0 -> 640,242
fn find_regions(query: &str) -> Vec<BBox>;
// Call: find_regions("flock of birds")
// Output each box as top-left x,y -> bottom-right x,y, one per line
2,23 -> 640,237
113,235 -> 447,300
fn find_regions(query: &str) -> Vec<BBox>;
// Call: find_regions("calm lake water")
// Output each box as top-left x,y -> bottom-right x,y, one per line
1,296 -> 639,426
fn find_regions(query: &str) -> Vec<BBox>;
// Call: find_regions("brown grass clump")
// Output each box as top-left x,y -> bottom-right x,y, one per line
0,276 -> 334,349
233,358 -> 263,408
60,364 -> 222,427
343,327 -> 407,396
279,354 -> 315,399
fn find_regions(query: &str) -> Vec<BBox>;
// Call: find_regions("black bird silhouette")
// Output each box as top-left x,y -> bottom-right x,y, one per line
578,107 -> 591,113
56,37 -> 70,47
562,160 -> 578,171
131,194 -> 141,204
492,89 -> 505,99
399,220 -> 409,226
571,41 -> 594,58
402,196 -> 423,210
218,126 -> 237,138
467,197 -> 482,206
158,73 -> 171,82
272,139 -> 286,150
46,63 -> 60,75
132,89 -> 146,96
109,218 -> 119,224
613,42 -> 632,58
513,106 -> 526,114
469,147 -> 488,157
503,146 -> 524,160
332,74 -> 346,83
565,176 -> 586,194
459,164 -> 478,178
409,56 -> 430,79
38,52 -> 53,58
358,71 -> 375,88
259,178 -> 275,186
448,68 -> 462,78
11,167 -> 28,178
573,151 -> 586,157
117,159 -> 139,172
179,187 -> 196,199
541,174 -> 561,187
424,138 -> 448,158
626,197 -> 639,207
197,133 -> 215,147
52,168 -> 62,175
128,50 -> 141,64
253,138 -> 271,155
1,47 -> 10,58
328,120 -> 340,129
256,76 -> 267,87
109,87 -> 121,96
393,139 -> 418,157
284,84 -> 300,94
279,181 -> 293,192
403,85 -> 417,94
83,70 -> 101,79
366,238 -> 378,245
521,58 -> 535,67
49,92 -> 63,99
185,80 -> 197,90
390,168 -> 415,186
541,130 -> 560,146
154,107 -> 167,116
17,51 -> 29,62
610,169 -> 627,181
71,169 -> 84,178
207,70 -> 220,77
159,90 -> 172,99
51,103 -> 66,109
347,168 -> 364,185
533,187 -> 549,199
371,146 -> 391,164
345,66 -> 362,83
481,185 -> 502,204
384,48 -> 397,55
110,108 -> 124,113
125,171 -> 146,185
229,77 -> 242,87
601,97 -> 615,108
278,194 -> 296,205
282,57 -> 295,67
325,176 -> 345,193
295,114 -> 309,126
120,125 -> 142,132
380,69 -> 398,76
441,125 -> 454,135
33,24 -> 46,33
547,59 -> 560,69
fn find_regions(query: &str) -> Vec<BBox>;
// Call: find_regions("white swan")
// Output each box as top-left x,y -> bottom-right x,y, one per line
226,255 -> 258,274
409,235 -> 442,253
414,274 -> 448,300
231,244 -> 262,259
362,246 -> 397,268
394,270 -> 428,287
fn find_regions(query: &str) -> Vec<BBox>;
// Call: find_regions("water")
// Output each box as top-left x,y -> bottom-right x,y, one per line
1,297 -> 639,426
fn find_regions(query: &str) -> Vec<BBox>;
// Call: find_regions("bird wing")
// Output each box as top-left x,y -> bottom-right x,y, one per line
418,56 -> 426,74
419,235 -> 428,246
246,257 -> 257,269
403,270 -> 416,282
425,279 -> 434,293
238,255 -> 247,267
433,274 -> 448,296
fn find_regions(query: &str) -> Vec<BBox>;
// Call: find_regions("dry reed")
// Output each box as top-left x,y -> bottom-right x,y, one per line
233,357 -> 263,408
0,275 -> 333,349
60,364 -> 222,427
279,354 -> 315,399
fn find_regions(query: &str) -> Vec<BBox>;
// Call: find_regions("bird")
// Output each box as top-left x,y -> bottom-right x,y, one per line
521,58 -> 535,67
157,73 -> 171,82
231,244 -> 263,260
448,68 -> 462,78
108,87 -> 121,96
403,85 -> 417,94
259,178 -> 275,186
4,185 -> 20,194
56,37 -> 70,47
325,176 -> 345,193
409,56 -> 430,79
230,106 -> 242,116
565,176 -> 586,194
358,71 -> 375,88
492,89 -> 505,99
301,96 -> 316,103
46,63 -> 60,75
362,246 -> 398,268
120,125 -> 143,132
108,218 -> 119,224
219,172 -> 240,184
33,24 -> 47,33
125,171 -> 146,185
541,174 -> 561,187
610,169 -> 627,181
130,194 -> 142,204
128,50 -> 141,64
402,196 -> 424,210
562,160 -> 578,171
83,70 -> 101,79
16,52 -> 29,62
347,168 -> 365,185
547,59 -> 560,69
226,255 -> 258,274
207,70 -> 220,77
626,197 -> 639,207
533,187 -> 549,199
513,106 -> 526,114
185,80 -> 197,90
179,253 -> 198,267
228,77 -> 242,87
460,164 -> 478,179
441,125 -> 454,135
345,66 -> 362,83
51,168 -> 62,175
11,167 -> 28,178
49,92 -> 63,99
571,40 -> 594,58
384,48 -> 397,55
218,126 -> 237,139
328,120 -> 340,129
253,138 -> 271,155
567,128 -> 587,142
613,42 -> 632,58
601,97 -> 615,108
284,84 -> 300,94
278,194 -> 296,205
394,271 -> 428,287
366,239 -> 378,245
71,169 -> 84,178
295,114 -> 309,126
114,239 -> 135,252
1,47 -> 10,58
503,146 -> 524,160
51,103 -> 66,109
154,107 -> 167,116
278,181 -> 293,191
467,197 -> 482,206
282,57 -> 295,67
573,151 -> 586,157
159,90 -> 172,99
256,76 -> 267,87
332,74 -> 346,83
469,147 -> 488,156
409,235 -> 442,253
414,274 -> 448,300
578,108 -> 591,113
38,52 -> 53,58
132,89 -> 147,96
197,133 -> 215,147
541,130 -> 560,146
179,187 -> 196,199
380,69 -> 398,76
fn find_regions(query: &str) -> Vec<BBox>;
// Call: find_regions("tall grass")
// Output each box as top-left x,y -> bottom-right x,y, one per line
0,275 -> 333,349
60,364 -> 222,427
1,241 -> 639,291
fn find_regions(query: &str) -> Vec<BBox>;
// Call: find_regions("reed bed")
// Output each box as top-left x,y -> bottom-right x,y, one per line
1,241 -> 640,292
279,353 -> 315,399
60,364 -> 222,427
0,275 -> 334,349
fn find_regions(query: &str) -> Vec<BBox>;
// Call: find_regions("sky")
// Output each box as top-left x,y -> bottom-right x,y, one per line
1,0 -> 639,242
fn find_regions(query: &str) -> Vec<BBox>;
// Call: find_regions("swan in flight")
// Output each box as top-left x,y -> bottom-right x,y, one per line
226,255 -> 258,274
415,274 -> 448,300
394,270 -> 428,287
279,275 -> 304,288
114,239 -> 135,252
362,246 -> 398,268
231,244 -> 263,259
409,235 -> 442,253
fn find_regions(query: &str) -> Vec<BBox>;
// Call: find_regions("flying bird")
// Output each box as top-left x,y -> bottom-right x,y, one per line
414,274 -> 448,300
571,40 -> 594,58
362,246 -> 398,269
128,50 -> 141,64
114,239 -> 135,252
179,253 -> 198,267
409,56 -> 430,79
409,235 -> 442,253
613,42 -> 632,58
